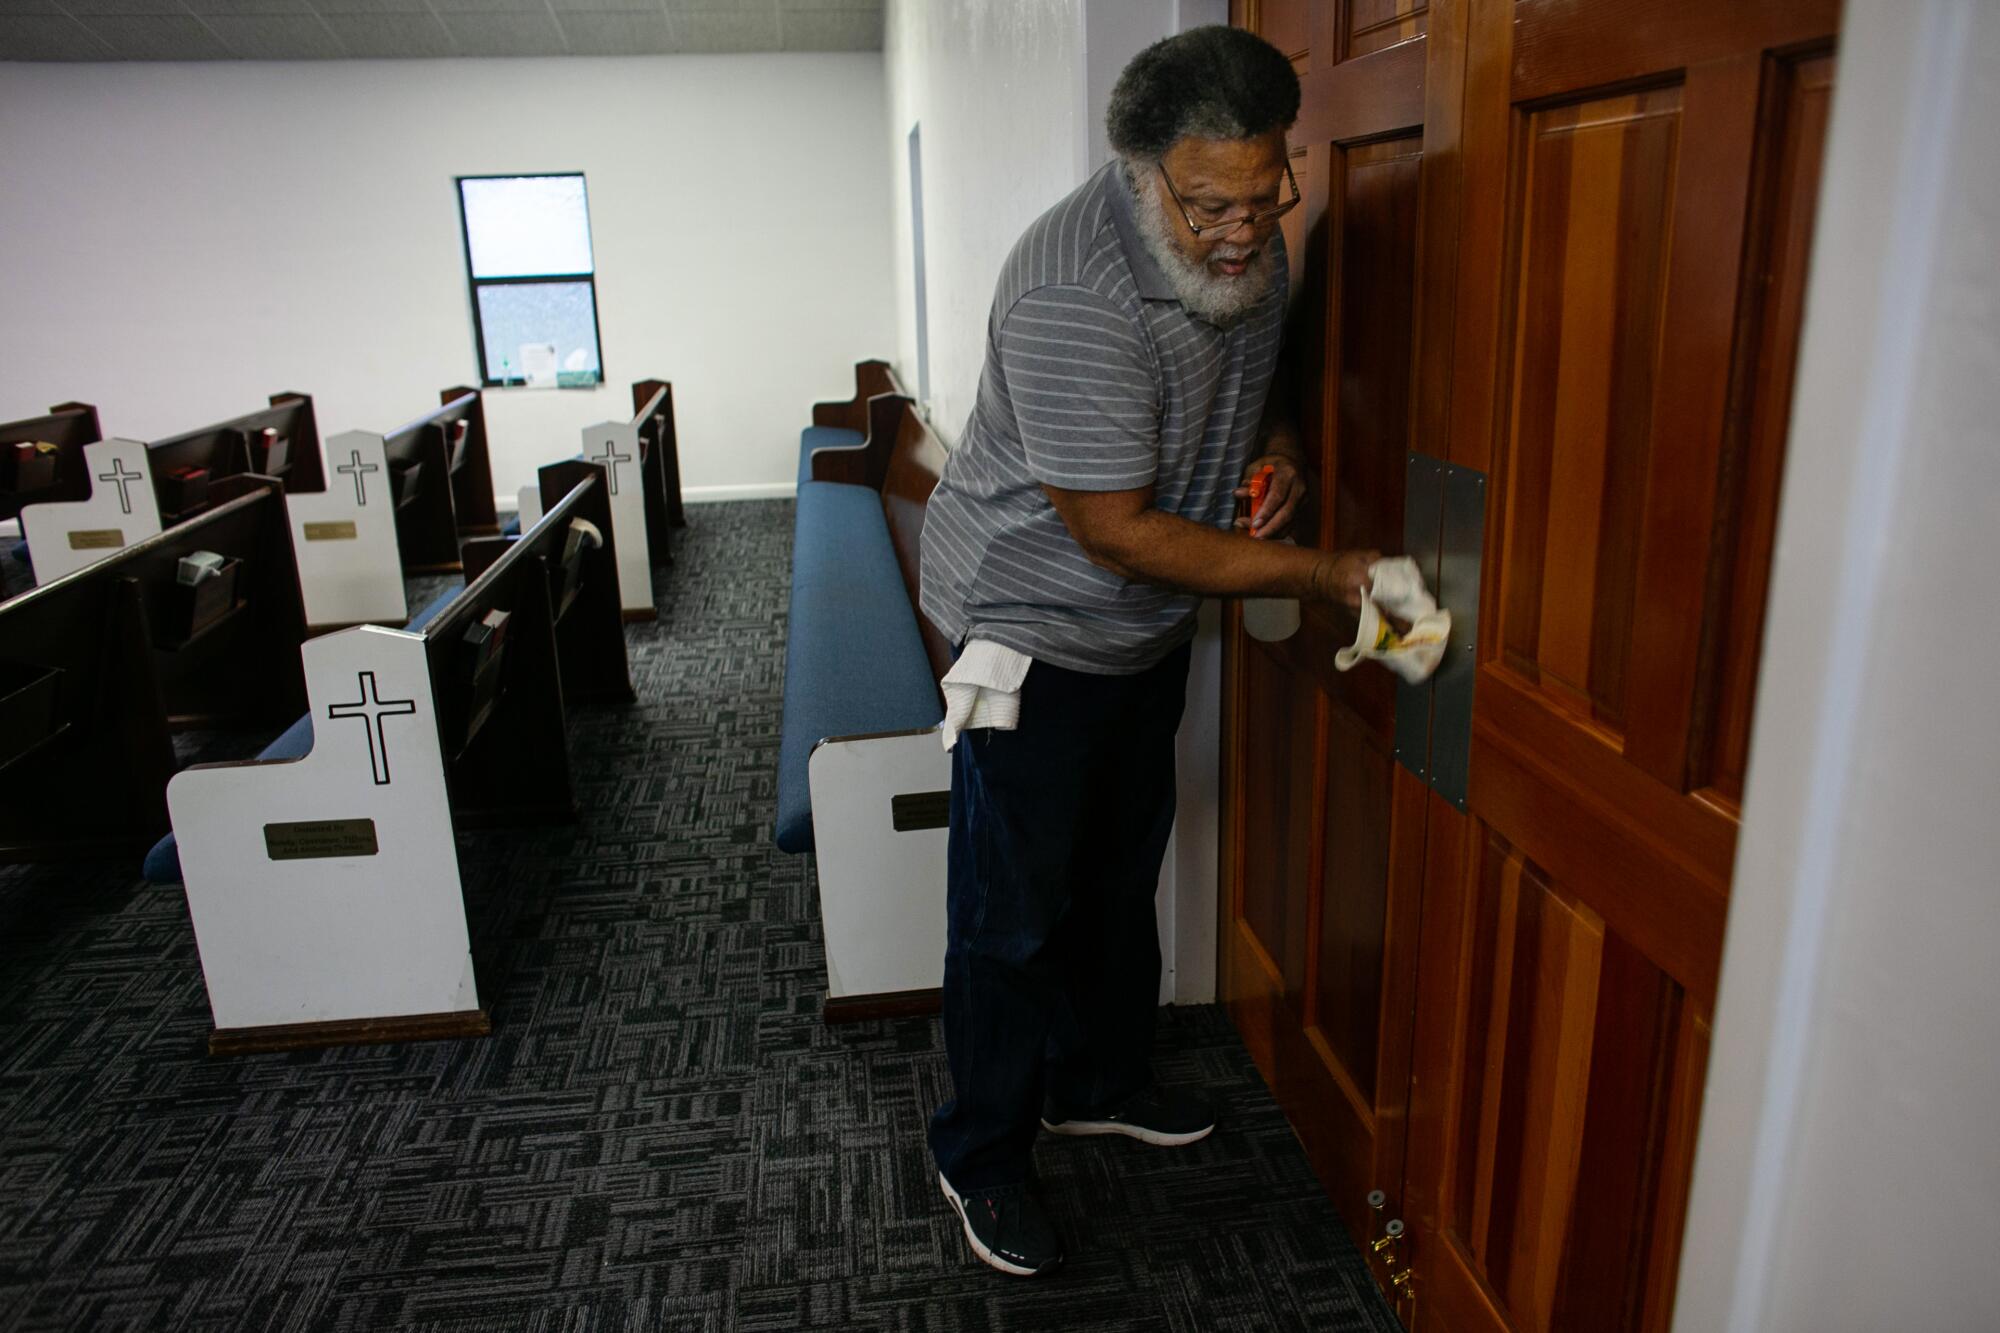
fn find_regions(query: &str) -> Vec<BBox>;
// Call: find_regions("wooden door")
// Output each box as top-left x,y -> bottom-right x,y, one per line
1224,1 -> 1841,1328
1401,2 -> 1838,1328
1220,2 -> 1437,1316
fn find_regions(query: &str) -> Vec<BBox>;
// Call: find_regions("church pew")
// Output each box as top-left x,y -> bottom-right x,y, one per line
158,476 -> 635,1051
524,459 -> 639,709
800,359 -> 897,485
776,393 -> 953,1020
0,476 -> 307,864
147,393 -> 326,524
380,405 -> 465,575
431,464 -> 633,827
435,385 -> 502,540
1,401 -> 101,522
631,379 -> 686,551
17,438 -> 163,586
143,467 -> 632,881
289,430 -> 407,630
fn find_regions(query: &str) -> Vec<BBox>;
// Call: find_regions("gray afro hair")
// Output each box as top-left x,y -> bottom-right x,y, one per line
1105,25 -> 1301,161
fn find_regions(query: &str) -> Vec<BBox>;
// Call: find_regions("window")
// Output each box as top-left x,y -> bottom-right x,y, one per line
455,173 -> 604,389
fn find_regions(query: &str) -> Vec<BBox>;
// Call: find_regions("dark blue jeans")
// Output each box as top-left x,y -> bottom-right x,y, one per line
928,642 -> 1191,1192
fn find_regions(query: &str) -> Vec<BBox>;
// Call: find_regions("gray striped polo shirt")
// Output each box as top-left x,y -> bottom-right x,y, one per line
918,161 -> 1288,675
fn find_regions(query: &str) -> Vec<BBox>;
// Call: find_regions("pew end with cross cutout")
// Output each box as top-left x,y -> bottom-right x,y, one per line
288,430 -> 407,631
168,624 -> 488,1053
18,439 -> 163,585
143,471 -> 631,887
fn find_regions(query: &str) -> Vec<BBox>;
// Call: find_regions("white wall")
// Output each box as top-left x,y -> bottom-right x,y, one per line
0,55 -> 895,503
883,0 -> 1229,1004
882,0 -> 1089,448
1675,2 -> 2000,1329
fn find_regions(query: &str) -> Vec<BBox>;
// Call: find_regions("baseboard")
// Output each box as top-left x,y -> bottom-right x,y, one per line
822,987 -> 942,1024
682,482 -> 797,503
491,483 -> 796,515
209,1008 -> 491,1056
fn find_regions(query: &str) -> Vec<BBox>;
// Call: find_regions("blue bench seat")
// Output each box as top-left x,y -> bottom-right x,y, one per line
797,426 -> 864,486
774,481 -> 942,854
142,584 -> 460,885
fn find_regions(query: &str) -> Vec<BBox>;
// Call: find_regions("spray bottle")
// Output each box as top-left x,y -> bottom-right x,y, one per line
1242,464 -> 1302,642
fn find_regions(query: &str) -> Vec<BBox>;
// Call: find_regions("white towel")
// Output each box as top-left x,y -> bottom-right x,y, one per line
940,640 -> 1033,751
1335,557 -> 1452,684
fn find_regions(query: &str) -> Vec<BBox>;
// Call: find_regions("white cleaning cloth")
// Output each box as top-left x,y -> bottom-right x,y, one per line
1334,557 -> 1452,684
940,640 -> 1033,751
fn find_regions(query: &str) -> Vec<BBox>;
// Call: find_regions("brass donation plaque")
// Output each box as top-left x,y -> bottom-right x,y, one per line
264,818 -> 380,861
303,521 -> 358,542
67,529 -> 124,551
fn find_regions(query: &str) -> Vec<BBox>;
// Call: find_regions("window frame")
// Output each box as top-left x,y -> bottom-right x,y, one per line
454,171 -> 608,390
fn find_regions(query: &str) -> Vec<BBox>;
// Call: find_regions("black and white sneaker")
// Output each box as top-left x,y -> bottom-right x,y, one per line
1041,1084 -> 1216,1147
938,1173 -> 1065,1277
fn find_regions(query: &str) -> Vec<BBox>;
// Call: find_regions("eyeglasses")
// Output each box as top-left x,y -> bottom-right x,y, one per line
1157,157 -> 1301,239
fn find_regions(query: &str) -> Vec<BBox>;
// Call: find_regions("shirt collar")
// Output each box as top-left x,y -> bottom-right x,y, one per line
1103,162 -> 1179,303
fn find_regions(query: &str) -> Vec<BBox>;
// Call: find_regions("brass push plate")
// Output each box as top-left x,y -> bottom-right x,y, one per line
67,529 -> 123,551
264,818 -> 379,860
303,521 -> 358,542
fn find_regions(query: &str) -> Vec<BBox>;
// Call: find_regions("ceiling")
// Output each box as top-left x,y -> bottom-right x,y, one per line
0,0 -> 881,61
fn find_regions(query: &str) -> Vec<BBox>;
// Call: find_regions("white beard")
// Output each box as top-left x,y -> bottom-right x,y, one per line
1127,165 -> 1279,328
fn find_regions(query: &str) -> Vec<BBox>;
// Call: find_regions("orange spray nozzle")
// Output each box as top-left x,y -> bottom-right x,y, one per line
1248,464 -> 1275,516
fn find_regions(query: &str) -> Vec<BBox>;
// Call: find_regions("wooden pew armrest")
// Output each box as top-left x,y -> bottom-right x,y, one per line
809,447 -> 870,485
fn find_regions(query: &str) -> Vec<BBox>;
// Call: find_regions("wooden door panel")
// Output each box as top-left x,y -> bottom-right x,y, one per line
1496,86 -> 1680,735
1223,1 -> 1431,1312
1316,705 -> 1394,1103
1689,51 -> 1834,809
1239,639 -> 1321,998
1333,136 -> 1422,562
1415,809 -> 1719,1333
1349,0 -> 1430,58
1402,3 -> 1840,1331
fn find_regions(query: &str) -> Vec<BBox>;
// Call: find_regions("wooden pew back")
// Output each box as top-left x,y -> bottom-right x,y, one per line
1,402 -> 101,521
425,470 -> 631,828
808,391 -> 952,684
810,359 -> 896,435
436,386 -> 501,538
380,409 -> 463,574
630,378 -> 686,538
148,393 -> 325,522
0,477 -> 307,862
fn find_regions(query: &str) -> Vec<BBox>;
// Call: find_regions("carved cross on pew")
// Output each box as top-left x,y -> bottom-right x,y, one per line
327,670 -> 418,786
587,436 -> 632,495
97,459 -> 143,515
336,449 -> 380,506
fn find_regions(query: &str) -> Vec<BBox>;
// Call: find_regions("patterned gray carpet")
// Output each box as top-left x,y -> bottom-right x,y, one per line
0,500 -> 1400,1332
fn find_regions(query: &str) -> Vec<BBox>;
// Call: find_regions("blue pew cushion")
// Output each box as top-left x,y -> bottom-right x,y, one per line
775,481 -> 942,854
142,585 -> 460,883
9,539 -> 29,573
798,426 -> 865,486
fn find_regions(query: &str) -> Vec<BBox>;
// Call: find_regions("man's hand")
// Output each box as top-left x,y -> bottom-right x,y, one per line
1313,549 -> 1380,611
1234,454 -> 1307,540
